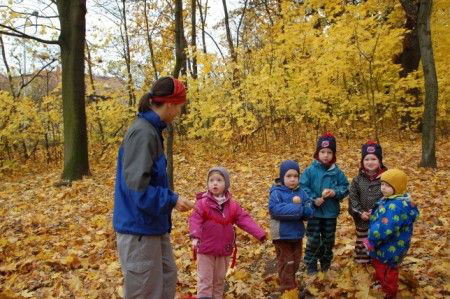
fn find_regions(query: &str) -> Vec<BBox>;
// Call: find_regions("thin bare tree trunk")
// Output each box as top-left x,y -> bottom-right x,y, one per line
197,0 -> 208,54
121,0 -> 136,107
168,0 -> 188,190
144,0 -> 159,80
222,0 -> 239,88
222,0 -> 236,63
85,41 -> 96,95
191,0 -> 198,79
0,35 -> 17,98
236,0 -> 248,47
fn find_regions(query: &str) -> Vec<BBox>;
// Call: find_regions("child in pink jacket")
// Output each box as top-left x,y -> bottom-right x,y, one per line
189,167 -> 266,299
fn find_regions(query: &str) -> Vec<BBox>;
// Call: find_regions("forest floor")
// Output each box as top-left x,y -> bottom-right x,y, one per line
0,135 -> 449,298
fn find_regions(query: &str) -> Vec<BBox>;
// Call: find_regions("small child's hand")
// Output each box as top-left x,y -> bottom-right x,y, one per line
292,196 -> 301,204
191,238 -> 199,248
314,197 -> 325,206
322,189 -> 336,198
362,238 -> 374,252
361,211 -> 370,221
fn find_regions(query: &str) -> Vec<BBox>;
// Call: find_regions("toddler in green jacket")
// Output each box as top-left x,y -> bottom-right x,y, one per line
300,132 -> 349,274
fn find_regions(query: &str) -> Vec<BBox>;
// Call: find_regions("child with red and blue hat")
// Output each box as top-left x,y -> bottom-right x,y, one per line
300,132 -> 349,274
348,141 -> 387,264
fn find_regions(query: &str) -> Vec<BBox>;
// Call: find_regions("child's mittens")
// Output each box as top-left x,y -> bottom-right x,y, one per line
363,238 -> 374,252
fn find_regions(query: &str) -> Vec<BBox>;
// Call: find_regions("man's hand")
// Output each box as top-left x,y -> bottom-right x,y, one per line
321,189 -> 336,198
314,197 -> 325,206
175,198 -> 195,212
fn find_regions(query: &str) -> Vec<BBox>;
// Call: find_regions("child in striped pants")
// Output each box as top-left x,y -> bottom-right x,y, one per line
348,141 -> 386,263
300,132 -> 349,274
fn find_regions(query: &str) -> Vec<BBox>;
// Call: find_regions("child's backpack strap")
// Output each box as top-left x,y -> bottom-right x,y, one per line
231,242 -> 238,268
228,200 -> 239,268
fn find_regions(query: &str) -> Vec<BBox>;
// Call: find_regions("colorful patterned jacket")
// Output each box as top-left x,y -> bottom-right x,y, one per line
368,194 -> 419,266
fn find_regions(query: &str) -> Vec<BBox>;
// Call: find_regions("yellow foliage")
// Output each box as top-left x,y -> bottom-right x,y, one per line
86,96 -> 132,150
183,0 -> 448,144
0,91 -> 62,168
281,289 -> 298,299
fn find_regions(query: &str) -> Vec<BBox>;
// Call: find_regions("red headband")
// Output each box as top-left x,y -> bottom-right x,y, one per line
151,78 -> 186,104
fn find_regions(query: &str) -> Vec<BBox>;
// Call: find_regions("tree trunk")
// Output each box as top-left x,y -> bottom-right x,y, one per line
57,0 -> 90,180
197,0 -> 208,54
144,0 -> 159,80
191,0 -> 198,79
236,0 -> 248,47
0,35 -> 17,98
85,41 -> 96,95
394,3 -> 421,77
417,0 -> 438,168
168,0 -> 188,190
398,0 -> 422,131
222,0 -> 236,63
172,0 -> 187,79
121,0 -> 136,107
222,0 -> 239,88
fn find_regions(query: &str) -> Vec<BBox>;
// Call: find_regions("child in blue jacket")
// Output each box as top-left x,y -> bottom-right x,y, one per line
365,169 -> 419,298
300,132 -> 349,274
269,160 -> 314,293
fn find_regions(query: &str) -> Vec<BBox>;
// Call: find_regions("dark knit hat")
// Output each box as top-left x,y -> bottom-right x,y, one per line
279,160 -> 300,185
315,132 -> 336,154
314,132 -> 337,166
361,140 -> 384,167
207,166 -> 230,190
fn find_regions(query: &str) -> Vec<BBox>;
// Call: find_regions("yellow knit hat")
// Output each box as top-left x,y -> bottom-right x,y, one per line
380,169 -> 408,195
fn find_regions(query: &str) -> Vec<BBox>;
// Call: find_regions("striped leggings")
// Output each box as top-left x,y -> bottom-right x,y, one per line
304,218 -> 337,272
354,227 -> 370,263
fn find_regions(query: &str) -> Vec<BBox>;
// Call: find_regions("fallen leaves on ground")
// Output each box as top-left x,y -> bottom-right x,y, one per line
0,136 -> 448,298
